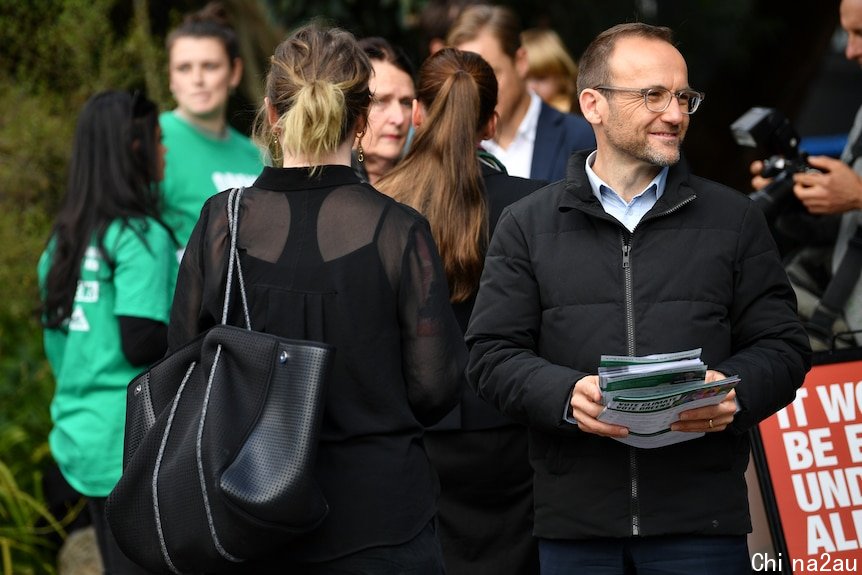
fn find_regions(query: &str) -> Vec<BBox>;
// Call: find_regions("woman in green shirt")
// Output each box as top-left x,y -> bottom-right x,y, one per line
39,91 -> 177,574
160,1 -> 263,250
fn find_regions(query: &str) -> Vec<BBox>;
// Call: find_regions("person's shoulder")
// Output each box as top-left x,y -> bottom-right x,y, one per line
368,184 -> 427,222
116,215 -> 170,236
226,124 -> 257,148
539,101 -> 589,129
538,102 -> 594,147
688,173 -> 750,204
483,166 -> 546,201
196,187 -> 233,219
501,177 -> 565,218
682,172 -> 760,226
159,110 -> 181,130
106,217 -> 177,254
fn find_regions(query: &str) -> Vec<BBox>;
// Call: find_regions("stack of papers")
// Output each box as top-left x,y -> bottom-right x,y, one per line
597,348 -> 738,449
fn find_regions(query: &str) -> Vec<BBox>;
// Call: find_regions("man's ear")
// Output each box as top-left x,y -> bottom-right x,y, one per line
514,46 -> 530,80
579,88 -> 603,125
412,99 -> 424,129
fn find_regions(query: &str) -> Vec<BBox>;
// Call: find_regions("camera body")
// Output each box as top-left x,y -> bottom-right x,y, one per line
731,106 -> 814,220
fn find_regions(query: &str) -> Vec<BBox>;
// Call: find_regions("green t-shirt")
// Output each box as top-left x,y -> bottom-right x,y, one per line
159,111 -> 263,248
38,218 -> 178,497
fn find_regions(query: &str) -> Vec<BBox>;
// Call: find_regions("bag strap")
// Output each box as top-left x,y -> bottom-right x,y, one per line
808,226 -> 862,335
221,187 -> 252,330
807,126 -> 862,341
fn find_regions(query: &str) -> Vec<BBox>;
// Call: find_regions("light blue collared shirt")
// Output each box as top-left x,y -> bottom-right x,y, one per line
584,150 -> 668,232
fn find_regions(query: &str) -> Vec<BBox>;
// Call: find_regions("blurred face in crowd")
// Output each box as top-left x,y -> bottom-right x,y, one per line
363,59 -> 415,175
169,36 -> 242,123
842,0 -> 862,66
455,30 -> 528,132
527,75 -> 566,106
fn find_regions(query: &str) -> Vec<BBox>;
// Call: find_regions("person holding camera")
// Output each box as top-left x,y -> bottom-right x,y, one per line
750,0 -> 862,346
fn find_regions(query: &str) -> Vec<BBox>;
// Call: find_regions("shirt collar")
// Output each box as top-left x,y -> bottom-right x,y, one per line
519,91 -> 543,143
584,150 -> 668,205
253,165 -> 361,191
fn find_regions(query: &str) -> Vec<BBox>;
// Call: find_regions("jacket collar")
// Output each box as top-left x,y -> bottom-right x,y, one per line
559,150 -> 697,220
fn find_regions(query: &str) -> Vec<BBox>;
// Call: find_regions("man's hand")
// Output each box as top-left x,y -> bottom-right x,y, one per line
792,155 -> 862,214
569,375 -> 629,438
671,370 -> 736,433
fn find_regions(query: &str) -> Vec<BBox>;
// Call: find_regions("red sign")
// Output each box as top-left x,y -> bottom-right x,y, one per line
759,360 -> 862,572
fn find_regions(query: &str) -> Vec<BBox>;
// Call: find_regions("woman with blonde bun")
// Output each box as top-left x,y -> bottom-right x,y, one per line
168,23 -> 465,574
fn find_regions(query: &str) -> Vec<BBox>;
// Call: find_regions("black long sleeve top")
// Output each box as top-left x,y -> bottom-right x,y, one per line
168,165 -> 466,562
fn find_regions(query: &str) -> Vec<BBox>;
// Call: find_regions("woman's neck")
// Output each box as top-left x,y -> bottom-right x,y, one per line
281,140 -> 353,168
175,109 -> 228,139
362,156 -> 397,185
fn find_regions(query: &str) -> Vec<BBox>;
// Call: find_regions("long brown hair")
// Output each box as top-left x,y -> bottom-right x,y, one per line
377,48 -> 497,302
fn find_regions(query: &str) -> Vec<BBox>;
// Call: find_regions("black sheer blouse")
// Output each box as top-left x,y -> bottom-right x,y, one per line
168,165 -> 466,562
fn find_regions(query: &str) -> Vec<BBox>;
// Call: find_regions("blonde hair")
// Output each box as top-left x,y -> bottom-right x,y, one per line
521,28 -> 578,113
378,48 -> 497,303
254,23 -> 371,167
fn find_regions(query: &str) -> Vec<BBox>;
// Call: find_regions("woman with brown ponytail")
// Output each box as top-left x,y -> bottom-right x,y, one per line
378,47 -> 546,575
168,23 -> 465,574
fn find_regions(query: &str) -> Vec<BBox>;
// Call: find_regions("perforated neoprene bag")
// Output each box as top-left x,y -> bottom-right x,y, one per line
106,188 -> 333,574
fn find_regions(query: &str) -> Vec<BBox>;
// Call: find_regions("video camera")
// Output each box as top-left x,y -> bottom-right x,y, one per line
730,107 -> 813,220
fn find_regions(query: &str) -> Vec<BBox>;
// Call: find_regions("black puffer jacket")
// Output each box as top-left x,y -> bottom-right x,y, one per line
465,150 -> 811,539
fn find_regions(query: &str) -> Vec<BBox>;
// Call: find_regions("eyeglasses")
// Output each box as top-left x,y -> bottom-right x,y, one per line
593,86 -> 705,115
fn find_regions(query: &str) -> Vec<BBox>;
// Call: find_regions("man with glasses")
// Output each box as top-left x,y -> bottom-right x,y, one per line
466,22 -> 810,574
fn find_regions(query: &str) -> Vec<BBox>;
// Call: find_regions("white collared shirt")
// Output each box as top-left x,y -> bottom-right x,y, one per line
481,91 -> 543,179
584,150 -> 668,232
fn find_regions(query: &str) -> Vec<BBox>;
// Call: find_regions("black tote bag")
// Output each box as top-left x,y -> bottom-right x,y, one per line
106,188 -> 333,574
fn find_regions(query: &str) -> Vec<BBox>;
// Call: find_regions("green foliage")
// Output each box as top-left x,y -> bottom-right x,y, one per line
0,432 -> 75,575
0,0 -> 167,571
0,200 -> 62,575
266,0 -> 422,56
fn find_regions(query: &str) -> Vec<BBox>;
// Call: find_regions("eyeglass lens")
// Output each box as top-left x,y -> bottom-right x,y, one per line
645,89 -> 701,114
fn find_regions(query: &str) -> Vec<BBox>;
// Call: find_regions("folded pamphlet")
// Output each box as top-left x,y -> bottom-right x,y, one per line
596,349 -> 738,448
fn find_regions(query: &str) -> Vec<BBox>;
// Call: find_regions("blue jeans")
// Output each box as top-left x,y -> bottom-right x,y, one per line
539,535 -> 751,575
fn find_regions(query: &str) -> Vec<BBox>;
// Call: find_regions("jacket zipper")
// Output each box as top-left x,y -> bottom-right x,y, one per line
621,234 -> 639,536
619,193 -> 696,538
621,238 -> 635,355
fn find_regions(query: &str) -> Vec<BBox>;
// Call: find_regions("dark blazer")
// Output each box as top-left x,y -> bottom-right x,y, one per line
531,101 -> 595,182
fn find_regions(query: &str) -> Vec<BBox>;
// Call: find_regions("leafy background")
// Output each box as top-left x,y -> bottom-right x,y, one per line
0,0 -> 848,572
